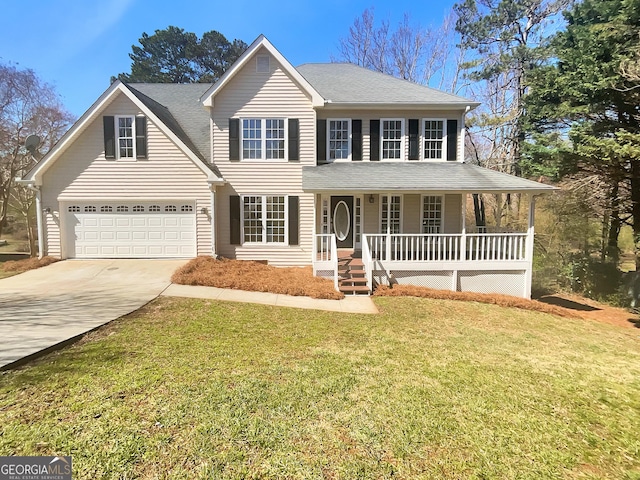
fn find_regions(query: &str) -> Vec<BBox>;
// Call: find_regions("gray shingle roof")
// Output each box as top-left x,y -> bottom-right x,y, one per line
302,162 -> 556,193
297,63 -> 479,107
125,83 -> 221,177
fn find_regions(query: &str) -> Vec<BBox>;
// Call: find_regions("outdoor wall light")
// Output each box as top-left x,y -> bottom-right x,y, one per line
43,207 -> 51,214
200,207 -> 208,215
368,194 -> 375,204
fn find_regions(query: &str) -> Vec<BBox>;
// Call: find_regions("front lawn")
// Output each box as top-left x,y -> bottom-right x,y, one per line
1,297 -> 639,479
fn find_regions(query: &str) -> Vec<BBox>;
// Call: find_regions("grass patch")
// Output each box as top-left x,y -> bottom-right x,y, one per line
172,256 -> 344,300
0,256 -> 58,279
374,284 -> 582,319
1,297 -> 639,479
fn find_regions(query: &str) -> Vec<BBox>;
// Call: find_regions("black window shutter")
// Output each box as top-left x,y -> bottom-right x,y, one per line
370,119 -> 380,161
352,119 -> 362,161
288,196 -> 299,245
316,119 -> 326,164
288,119 -> 299,161
408,119 -> 419,160
135,116 -> 147,159
230,195 -> 241,245
229,118 -> 240,161
447,119 -> 458,161
103,116 -> 115,159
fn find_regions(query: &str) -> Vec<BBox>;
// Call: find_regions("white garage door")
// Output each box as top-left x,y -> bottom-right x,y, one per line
65,202 -> 196,258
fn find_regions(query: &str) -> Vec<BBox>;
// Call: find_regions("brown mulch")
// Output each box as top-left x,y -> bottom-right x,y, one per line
172,256 -> 344,300
1,256 -> 59,273
374,284 -> 581,319
375,284 -> 640,329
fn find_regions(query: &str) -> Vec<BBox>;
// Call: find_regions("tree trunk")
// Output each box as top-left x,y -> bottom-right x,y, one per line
632,162 -> 640,271
606,182 -> 621,264
473,193 -> 486,233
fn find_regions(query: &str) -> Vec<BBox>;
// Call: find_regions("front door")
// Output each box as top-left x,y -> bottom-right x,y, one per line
331,196 -> 354,248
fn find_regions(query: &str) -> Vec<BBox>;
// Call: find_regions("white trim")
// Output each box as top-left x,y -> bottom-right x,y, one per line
421,194 -> 445,234
380,194 -> 402,234
201,35 -> 324,108
239,117 -> 288,162
240,194 -> 289,245
24,81 -> 224,185
380,118 -> 405,161
422,118 -> 447,161
114,115 -> 136,161
326,118 -> 351,162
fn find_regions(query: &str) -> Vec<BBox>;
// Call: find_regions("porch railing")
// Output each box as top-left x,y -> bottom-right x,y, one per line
364,233 -> 529,263
313,234 -> 338,290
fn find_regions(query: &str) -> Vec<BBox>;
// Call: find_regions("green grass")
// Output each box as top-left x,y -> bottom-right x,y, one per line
1,297 -> 639,479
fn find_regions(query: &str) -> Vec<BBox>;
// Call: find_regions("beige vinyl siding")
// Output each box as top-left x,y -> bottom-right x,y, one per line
41,92 -> 212,258
211,47 -> 315,266
363,194 -> 379,234
317,109 -> 465,162
43,212 -> 60,257
444,194 -> 462,233
403,194 -> 421,233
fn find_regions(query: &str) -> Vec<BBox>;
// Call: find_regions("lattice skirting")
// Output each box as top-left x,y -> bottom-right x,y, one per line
374,269 -> 527,298
316,269 -> 336,280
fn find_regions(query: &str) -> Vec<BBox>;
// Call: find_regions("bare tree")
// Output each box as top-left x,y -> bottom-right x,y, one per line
0,63 -> 73,253
335,8 -> 467,94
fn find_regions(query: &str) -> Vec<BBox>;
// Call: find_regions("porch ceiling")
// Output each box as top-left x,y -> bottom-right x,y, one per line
301,162 -> 557,194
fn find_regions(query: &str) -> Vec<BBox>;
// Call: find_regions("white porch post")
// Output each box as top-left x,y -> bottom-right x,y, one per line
209,187 -> 217,257
385,192 -> 392,261
524,194 -> 536,299
460,193 -> 467,261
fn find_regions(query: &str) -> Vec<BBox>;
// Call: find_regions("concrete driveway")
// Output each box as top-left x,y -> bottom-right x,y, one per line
0,259 -> 187,369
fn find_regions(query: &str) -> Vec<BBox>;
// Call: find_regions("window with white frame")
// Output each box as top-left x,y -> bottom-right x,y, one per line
381,195 -> 401,234
423,119 -> 445,160
422,196 -> 443,233
116,116 -> 135,158
328,119 -> 350,161
243,195 -> 286,243
242,119 -> 285,160
381,119 -> 403,160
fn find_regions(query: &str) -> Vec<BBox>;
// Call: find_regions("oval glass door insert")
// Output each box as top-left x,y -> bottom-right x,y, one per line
333,201 -> 351,241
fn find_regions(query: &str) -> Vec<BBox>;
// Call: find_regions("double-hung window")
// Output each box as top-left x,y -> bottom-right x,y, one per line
328,119 -> 350,161
423,119 -> 445,160
241,118 -> 286,160
422,195 -> 443,233
381,119 -> 404,160
104,115 -> 147,160
243,195 -> 287,243
381,195 -> 402,234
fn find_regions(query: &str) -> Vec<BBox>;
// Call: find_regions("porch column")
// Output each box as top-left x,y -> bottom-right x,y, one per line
209,187 -> 217,257
524,194 -> 536,299
385,192 -> 392,261
461,193 -> 467,261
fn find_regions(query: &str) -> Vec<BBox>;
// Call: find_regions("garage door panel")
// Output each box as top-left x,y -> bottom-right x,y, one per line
68,202 -> 196,259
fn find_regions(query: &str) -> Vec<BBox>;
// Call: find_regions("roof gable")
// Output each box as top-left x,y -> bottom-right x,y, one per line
200,35 -> 324,108
23,81 -> 223,184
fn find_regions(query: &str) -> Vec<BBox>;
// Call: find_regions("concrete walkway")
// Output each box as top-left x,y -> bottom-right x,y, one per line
0,259 -> 187,369
162,284 -> 379,314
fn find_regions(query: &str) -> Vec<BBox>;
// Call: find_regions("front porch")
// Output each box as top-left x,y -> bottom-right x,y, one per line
302,162 -> 555,299
314,229 -> 534,298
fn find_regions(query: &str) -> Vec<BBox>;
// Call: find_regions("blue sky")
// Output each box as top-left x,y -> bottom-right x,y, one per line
0,0 -> 455,117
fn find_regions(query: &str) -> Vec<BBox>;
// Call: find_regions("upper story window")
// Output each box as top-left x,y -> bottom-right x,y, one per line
328,119 -> 350,161
241,118 -> 286,160
423,119 -> 445,160
116,116 -> 134,158
381,119 -> 404,160
103,115 -> 147,160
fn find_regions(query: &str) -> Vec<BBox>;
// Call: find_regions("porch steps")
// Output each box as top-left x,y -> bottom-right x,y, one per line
338,254 -> 370,295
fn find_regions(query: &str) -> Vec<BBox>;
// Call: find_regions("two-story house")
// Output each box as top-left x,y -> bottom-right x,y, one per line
21,35 -> 554,298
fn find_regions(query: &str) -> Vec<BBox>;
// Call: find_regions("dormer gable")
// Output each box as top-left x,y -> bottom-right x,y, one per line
200,35 -> 324,108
